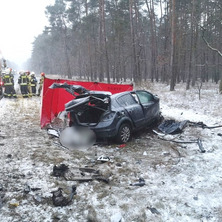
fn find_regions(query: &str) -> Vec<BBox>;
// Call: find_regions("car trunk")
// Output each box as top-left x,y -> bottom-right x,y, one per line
65,95 -> 110,126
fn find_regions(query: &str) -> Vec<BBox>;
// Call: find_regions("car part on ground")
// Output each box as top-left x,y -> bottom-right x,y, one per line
158,120 -> 188,134
51,185 -> 76,207
52,164 -> 109,183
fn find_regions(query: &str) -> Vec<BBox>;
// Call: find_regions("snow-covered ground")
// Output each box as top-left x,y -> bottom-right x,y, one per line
0,81 -> 222,222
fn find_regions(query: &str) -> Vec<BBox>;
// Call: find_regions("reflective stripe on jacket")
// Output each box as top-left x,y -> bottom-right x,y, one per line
30,77 -> 37,86
18,75 -> 29,85
3,74 -> 13,86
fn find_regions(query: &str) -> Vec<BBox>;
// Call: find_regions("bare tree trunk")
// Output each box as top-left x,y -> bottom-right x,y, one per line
186,0 -> 195,90
170,0 -> 176,91
85,0 -> 93,81
145,0 -> 158,82
63,26 -> 72,79
102,0 -> 110,83
129,0 -> 138,83
99,0 -> 109,83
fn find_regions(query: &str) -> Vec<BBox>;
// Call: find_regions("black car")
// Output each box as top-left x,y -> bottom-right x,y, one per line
51,83 -> 160,143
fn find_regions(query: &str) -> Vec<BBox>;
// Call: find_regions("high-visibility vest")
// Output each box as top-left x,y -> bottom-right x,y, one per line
3,74 -> 13,86
30,77 -> 37,86
19,74 -> 29,85
39,76 -> 44,85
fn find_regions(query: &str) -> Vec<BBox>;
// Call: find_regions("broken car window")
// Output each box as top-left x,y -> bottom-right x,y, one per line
117,94 -> 138,107
136,91 -> 153,104
131,92 -> 139,103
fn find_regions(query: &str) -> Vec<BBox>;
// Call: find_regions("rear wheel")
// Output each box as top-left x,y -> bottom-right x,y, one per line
116,123 -> 132,144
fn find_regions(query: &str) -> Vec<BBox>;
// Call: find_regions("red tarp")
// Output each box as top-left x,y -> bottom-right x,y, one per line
40,77 -> 133,128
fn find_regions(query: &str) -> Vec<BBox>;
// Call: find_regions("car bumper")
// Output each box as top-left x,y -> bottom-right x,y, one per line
90,120 -> 119,138
93,127 -> 118,138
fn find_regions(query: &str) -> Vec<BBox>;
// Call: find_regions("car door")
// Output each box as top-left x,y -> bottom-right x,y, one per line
135,91 -> 159,124
116,93 -> 145,128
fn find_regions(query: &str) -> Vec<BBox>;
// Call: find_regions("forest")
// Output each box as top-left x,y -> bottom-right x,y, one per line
29,0 -> 222,90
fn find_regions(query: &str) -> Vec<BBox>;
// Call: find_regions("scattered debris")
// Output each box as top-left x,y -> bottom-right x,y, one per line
33,194 -> 42,204
188,121 -> 222,129
23,183 -> 41,194
119,144 -> 126,148
52,165 -> 109,183
47,128 -> 60,138
31,187 -> 41,192
65,167 -> 109,183
9,199 -> 19,208
197,138 -> 205,153
79,168 -> 99,174
52,164 -> 69,177
193,196 -> 198,200
147,206 -> 161,215
143,151 -> 148,156
24,183 -> 31,194
51,185 -> 76,207
158,120 -> 188,134
153,129 -> 206,153
130,178 -> 145,187
97,156 -> 111,163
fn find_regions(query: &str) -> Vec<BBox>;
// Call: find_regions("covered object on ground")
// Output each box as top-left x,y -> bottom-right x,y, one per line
40,77 -> 133,128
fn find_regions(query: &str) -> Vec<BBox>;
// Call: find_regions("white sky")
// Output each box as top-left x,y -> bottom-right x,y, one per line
0,0 -> 54,67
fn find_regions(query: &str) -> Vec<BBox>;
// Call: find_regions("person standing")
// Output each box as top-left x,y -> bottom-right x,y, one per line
18,71 -> 29,98
26,71 -> 32,97
2,69 -> 17,98
37,72 -> 45,96
30,72 -> 37,96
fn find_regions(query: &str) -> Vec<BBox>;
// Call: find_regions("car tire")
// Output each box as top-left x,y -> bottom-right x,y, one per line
116,123 -> 132,144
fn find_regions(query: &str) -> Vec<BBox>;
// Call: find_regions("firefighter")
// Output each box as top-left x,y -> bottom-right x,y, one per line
30,72 -> 37,96
2,69 -> 17,98
18,71 -> 29,98
26,71 -> 32,97
37,72 -> 45,96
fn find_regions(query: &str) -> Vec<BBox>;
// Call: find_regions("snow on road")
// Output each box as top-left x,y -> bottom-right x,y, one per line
0,82 -> 222,222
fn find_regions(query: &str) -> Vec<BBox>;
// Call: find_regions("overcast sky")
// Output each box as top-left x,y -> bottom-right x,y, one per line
0,0 -> 54,67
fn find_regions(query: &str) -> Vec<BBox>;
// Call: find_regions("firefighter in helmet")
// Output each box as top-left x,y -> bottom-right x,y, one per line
26,71 -> 32,97
30,72 -> 37,96
18,71 -> 29,98
2,68 -> 17,98
37,72 -> 45,96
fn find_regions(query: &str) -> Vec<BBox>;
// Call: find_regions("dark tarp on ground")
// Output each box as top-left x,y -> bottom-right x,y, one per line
40,78 -> 133,128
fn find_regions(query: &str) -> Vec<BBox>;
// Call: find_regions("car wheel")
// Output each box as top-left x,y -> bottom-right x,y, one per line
116,123 -> 132,144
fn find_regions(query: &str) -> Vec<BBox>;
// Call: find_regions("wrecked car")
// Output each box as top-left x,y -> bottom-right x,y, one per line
50,83 -> 160,143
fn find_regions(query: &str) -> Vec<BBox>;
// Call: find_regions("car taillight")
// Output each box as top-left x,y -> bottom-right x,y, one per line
0,81 -> 3,86
101,112 -> 115,122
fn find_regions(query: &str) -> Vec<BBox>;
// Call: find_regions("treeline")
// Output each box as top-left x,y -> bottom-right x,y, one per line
30,0 -> 222,90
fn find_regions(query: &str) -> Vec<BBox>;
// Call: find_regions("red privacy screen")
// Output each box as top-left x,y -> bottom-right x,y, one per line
40,77 -> 133,128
